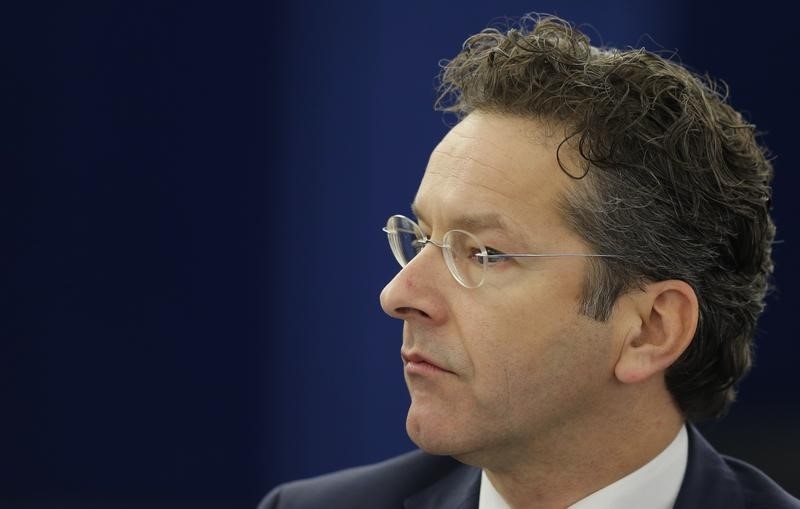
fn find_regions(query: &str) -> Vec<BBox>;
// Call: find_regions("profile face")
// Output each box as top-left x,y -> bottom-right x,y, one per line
379,111 -> 625,466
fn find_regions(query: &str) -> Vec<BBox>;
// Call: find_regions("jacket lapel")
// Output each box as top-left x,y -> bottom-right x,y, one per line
673,424 -> 745,509
404,461 -> 481,509
403,425 -> 742,509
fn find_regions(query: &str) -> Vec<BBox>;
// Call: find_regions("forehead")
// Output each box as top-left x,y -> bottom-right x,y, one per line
413,112 -> 578,235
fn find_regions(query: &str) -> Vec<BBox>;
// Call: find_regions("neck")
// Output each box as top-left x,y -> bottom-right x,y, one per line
472,392 -> 684,509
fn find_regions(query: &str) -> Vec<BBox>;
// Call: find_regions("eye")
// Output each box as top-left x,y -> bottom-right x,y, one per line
483,247 -> 508,265
472,247 -> 508,265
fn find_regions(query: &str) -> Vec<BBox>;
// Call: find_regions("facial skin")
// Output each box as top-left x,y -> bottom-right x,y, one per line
380,111 -> 620,463
379,111 -> 695,507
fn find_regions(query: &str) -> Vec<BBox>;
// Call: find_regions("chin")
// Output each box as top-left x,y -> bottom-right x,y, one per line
406,406 -> 473,456
406,405 -> 512,469
408,432 -> 452,456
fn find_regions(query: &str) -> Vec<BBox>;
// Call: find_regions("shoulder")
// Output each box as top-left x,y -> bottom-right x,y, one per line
258,450 -> 466,509
678,424 -> 800,509
722,454 -> 800,509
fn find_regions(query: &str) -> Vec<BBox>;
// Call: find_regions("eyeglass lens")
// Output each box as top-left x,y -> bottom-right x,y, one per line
385,215 -> 487,288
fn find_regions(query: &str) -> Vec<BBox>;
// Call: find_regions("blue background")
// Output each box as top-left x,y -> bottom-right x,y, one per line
3,1 -> 798,507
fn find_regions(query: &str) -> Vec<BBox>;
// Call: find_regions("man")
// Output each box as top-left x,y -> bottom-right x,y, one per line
261,15 -> 799,508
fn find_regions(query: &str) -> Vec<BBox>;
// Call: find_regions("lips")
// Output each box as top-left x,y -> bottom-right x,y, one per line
401,350 -> 453,375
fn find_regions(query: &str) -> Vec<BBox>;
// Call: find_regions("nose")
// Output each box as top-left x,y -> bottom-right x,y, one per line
379,245 -> 448,324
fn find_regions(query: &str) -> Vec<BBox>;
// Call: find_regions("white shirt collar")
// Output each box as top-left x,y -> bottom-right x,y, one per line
478,425 -> 688,509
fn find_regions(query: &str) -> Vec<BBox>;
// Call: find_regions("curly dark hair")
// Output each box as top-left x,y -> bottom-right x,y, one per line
436,14 -> 775,421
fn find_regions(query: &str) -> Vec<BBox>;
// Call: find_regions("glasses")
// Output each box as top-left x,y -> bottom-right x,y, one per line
383,214 -> 621,288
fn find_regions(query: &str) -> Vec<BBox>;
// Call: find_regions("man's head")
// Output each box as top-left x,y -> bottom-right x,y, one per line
437,14 -> 776,421
380,15 -> 774,460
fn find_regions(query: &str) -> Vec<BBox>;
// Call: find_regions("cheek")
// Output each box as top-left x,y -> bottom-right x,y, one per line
462,292 -> 610,407
458,301 -> 548,402
454,263 -> 592,373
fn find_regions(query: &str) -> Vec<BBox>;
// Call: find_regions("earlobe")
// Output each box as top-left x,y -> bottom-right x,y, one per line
614,281 -> 699,385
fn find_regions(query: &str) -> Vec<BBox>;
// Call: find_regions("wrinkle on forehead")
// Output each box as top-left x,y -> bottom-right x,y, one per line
414,112 -> 583,243
431,128 -> 548,185
425,142 -> 563,208
423,162 -> 522,205
415,169 -> 538,243
448,112 -> 562,156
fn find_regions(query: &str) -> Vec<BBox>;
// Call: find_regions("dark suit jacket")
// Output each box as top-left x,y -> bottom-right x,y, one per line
260,425 -> 799,508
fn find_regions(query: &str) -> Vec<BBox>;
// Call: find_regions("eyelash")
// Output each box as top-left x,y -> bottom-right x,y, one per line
417,228 -> 510,266
475,247 -> 510,265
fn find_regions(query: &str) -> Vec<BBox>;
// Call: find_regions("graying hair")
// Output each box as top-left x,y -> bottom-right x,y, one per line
436,14 -> 775,420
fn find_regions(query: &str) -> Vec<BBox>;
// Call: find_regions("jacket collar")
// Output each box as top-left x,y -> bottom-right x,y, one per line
673,423 -> 745,509
402,425 -> 741,509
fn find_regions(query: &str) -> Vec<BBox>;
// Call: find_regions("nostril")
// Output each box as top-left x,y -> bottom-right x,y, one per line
396,306 -> 431,319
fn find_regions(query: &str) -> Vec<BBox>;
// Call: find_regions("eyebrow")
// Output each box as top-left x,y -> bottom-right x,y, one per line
411,202 -> 514,233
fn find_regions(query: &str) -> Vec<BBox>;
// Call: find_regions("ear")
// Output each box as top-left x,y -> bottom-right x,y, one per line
614,280 -> 698,385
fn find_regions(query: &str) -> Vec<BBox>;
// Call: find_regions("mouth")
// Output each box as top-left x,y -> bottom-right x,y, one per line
401,350 -> 454,375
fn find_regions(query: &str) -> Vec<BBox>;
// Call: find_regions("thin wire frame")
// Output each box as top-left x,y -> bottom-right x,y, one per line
383,214 -> 623,288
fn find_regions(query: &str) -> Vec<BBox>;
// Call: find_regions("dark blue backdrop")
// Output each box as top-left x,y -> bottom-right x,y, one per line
4,1 -> 799,507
